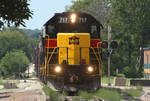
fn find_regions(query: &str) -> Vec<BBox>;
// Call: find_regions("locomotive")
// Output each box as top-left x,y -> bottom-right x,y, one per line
33,12 -> 103,91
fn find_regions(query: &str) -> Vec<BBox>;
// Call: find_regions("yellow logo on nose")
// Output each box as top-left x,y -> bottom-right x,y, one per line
69,36 -> 79,45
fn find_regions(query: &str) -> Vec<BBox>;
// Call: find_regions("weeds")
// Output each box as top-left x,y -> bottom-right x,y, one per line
94,88 -> 121,101
78,91 -> 93,100
42,86 -> 61,101
72,97 -> 81,101
126,85 -> 142,97
101,76 -> 114,84
0,77 -> 4,85
136,84 -> 143,91
14,80 -> 20,86
128,88 -> 142,97
32,72 -> 35,77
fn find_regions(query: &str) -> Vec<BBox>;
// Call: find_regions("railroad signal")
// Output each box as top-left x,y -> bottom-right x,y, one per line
101,41 -> 108,48
111,41 -> 118,48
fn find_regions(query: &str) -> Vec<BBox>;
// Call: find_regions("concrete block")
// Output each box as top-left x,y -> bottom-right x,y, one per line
114,77 -> 126,86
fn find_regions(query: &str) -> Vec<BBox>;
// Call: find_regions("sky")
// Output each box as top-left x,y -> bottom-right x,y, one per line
20,0 -> 72,30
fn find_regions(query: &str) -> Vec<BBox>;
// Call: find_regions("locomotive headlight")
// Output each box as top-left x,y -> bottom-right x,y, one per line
71,14 -> 76,23
88,66 -> 93,72
55,66 -> 61,72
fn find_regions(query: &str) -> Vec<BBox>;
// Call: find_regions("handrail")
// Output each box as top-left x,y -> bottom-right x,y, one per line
97,42 -> 102,75
47,47 -> 57,63
91,46 -> 102,76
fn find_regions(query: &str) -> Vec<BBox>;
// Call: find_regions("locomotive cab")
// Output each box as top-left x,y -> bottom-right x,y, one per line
39,12 -> 102,91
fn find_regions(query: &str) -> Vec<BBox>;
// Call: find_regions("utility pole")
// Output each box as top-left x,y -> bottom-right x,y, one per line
108,24 -> 111,86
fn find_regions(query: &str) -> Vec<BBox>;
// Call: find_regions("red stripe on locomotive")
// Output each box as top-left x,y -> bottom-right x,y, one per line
90,39 -> 100,47
46,39 -> 57,47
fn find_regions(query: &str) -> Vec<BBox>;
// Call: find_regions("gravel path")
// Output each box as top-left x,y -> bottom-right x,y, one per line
0,78 -> 46,101
0,63 -> 46,101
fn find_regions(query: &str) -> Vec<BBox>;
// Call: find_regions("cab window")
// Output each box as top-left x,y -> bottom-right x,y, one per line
47,25 -> 56,38
91,24 -> 98,39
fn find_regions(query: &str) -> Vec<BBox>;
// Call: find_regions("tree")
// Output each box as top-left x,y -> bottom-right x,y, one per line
0,0 -> 33,28
21,28 -> 42,40
1,50 -> 30,77
111,0 -> 150,76
0,29 -> 32,60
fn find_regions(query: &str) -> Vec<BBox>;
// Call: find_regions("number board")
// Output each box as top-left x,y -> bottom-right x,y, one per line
57,17 -> 87,23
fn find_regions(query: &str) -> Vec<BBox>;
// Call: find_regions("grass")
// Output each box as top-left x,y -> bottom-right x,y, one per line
42,86 -> 62,101
73,88 -> 121,101
94,88 -> 121,101
127,88 -> 142,97
32,72 -> 35,77
101,76 -> 114,84
21,73 -> 25,78
78,91 -> 93,100
127,85 -> 143,97
14,80 -> 20,86
72,97 -> 81,101
0,77 -> 4,85
136,84 -> 143,91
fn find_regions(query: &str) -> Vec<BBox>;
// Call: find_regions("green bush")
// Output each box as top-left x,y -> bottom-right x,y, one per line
94,88 -> 121,101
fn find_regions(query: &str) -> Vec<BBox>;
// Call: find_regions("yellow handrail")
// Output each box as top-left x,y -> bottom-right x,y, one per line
47,48 -> 57,63
44,35 -> 57,76
97,42 -> 102,75
91,46 -> 102,76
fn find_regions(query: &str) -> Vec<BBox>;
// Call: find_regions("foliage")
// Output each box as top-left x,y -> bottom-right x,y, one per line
116,73 -> 125,78
0,77 -> 4,85
127,88 -> 142,97
14,80 -> 20,86
94,88 -> 121,101
0,0 -> 33,28
32,72 -> 35,77
123,67 -> 142,78
78,91 -> 93,100
110,0 -> 150,77
42,86 -> 61,101
101,76 -> 114,84
136,84 -> 143,91
0,29 -> 32,60
72,97 -> 81,101
21,29 -> 42,40
1,50 -> 30,77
